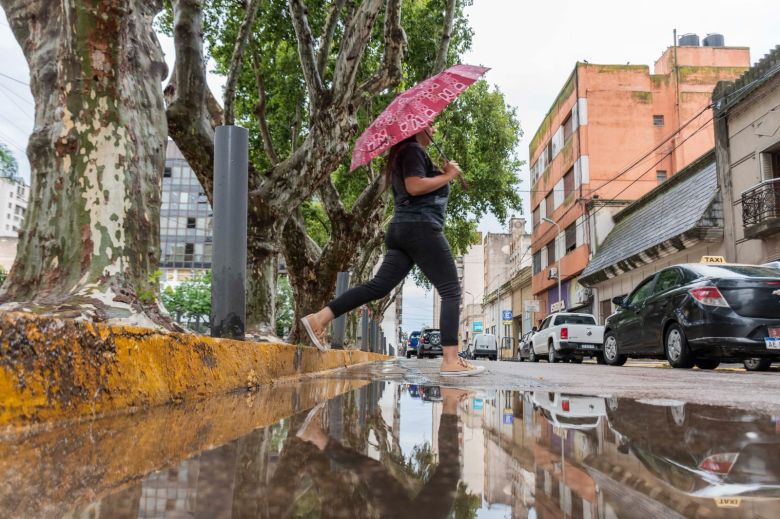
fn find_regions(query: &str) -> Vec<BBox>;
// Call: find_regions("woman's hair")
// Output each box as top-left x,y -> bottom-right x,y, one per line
383,134 -> 418,181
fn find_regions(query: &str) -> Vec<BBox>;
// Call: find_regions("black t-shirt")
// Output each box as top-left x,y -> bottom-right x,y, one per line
390,142 -> 449,227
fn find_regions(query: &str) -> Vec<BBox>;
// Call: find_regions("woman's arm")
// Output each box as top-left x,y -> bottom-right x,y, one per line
404,161 -> 462,196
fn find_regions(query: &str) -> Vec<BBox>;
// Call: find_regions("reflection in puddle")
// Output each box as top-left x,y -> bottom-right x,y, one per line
5,381 -> 780,518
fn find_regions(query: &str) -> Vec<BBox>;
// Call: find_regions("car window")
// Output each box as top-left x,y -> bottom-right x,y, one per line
539,317 -> 552,330
555,315 -> 597,325
627,276 -> 656,306
653,269 -> 681,294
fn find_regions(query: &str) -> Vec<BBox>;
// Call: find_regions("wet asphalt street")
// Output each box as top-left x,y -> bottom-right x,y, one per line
3,359 -> 780,518
342,357 -> 780,414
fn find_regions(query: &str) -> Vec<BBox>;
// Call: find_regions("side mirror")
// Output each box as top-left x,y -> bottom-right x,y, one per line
612,296 -> 626,307
531,327 -> 538,332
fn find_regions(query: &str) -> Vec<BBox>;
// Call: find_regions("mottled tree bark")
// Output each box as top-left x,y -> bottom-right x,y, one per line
0,0 -> 173,328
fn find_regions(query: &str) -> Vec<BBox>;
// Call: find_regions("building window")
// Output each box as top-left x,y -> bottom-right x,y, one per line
565,223 -> 576,253
184,243 -> 194,261
546,240 -> 556,264
563,167 -> 574,198
759,149 -> 780,180
656,170 -> 667,184
532,207 -> 540,228
546,141 -> 553,164
6,203 -> 10,209
164,166 -> 172,178
533,251 -> 542,274
187,217 -> 196,229
562,113 -> 573,141
653,115 -> 664,126
545,193 -> 554,217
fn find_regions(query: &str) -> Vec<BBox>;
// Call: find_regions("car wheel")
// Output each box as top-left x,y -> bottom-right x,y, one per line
744,358 -> 772,371
548,344 -> 558,363
665,324 -> 694,369
528,346 -> 538,363
603,332 -> 627,366
695,358 -> 720,370
405,352 -> 411,358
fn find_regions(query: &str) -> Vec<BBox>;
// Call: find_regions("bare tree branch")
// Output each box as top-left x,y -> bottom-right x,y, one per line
355,0 -> 405,102
166,0 -> 216,199
282,209 -> 323,268
291,101 -> 302,153
351,170 -> 387,217
318,176 -> 347,222
223,0 -> 262,125
288,0 -> 325,106
331,0 -> 384,101
250,47 -> 279,165
432,0 -> 457,74
316,0 -> 347,77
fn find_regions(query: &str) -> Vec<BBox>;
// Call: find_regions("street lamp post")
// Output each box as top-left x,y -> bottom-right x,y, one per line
542,217 -> 562,311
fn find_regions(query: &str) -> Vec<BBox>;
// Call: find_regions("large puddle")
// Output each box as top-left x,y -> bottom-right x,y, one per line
2,378 -> 780,518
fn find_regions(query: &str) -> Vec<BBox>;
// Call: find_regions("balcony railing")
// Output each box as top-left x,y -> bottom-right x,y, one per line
742,178 -> 780,238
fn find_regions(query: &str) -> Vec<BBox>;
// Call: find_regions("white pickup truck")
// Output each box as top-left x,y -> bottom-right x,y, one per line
529,312 -> 604,363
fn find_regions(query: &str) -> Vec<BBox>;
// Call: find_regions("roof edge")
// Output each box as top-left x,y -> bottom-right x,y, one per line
614,149 -> 716,224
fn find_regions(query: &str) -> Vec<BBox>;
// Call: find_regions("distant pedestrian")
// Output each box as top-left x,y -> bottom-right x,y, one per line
301,127 -> 484,377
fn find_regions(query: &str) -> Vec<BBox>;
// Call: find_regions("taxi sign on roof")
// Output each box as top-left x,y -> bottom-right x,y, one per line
700,256 -> 726,264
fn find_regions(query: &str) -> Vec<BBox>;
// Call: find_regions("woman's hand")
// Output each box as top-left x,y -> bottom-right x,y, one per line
443,161 -> 462,181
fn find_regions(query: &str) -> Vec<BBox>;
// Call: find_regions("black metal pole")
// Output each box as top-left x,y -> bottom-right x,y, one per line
331,272 -> 351,349
211,125 -> 248,340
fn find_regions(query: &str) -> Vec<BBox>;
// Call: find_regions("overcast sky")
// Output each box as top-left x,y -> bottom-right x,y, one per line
1,2 -> 778,336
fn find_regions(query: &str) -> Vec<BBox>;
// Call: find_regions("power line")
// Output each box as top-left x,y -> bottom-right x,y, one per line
0,80 -> 33,108
0,72 -> 28,87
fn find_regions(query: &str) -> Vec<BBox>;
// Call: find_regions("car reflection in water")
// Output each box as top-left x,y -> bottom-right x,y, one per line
604,398 -> 780,500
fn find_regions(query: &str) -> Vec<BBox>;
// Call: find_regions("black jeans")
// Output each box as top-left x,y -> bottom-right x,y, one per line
327,222 -> 461,345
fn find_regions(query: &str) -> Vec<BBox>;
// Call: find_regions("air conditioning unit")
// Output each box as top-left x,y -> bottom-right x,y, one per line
575,287 -> 592,304
548,268 -> 559,280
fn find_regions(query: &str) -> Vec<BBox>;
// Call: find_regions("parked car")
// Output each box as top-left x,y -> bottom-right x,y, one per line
603,263 -> 780,369
529,313 -> 604,363
417,327 -> 442,358
405,330 -> 421,358
471,333 -> 498,360
516,330 -> 537,361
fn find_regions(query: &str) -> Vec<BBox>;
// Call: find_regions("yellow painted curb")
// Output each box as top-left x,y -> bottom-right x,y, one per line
0,312 -> 387,426
0,378 -> 371,517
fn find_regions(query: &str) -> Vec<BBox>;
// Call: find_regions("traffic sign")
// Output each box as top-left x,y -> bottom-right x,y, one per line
502,310 -> 513,321
473,321 -> 483,332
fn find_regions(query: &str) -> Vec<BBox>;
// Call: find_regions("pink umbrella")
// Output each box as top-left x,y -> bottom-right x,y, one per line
349,64 -> 490,172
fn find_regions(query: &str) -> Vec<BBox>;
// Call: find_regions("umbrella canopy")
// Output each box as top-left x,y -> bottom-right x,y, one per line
349,64 -> 489,172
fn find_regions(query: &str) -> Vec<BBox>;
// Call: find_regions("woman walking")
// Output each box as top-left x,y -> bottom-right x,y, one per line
301,127 -> 484,377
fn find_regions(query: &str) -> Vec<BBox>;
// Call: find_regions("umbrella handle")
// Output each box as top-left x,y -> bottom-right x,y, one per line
429,134 -> 468,190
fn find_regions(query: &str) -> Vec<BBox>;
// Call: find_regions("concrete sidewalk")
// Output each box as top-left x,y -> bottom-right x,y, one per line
0,312 -> 386,428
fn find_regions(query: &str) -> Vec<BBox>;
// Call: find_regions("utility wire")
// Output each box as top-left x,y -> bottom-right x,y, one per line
0,72 -> 29,87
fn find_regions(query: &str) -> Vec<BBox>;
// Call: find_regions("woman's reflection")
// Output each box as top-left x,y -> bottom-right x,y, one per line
295,387 -> 468,518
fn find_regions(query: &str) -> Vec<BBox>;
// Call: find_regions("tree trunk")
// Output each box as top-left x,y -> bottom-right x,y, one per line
282,177 -> 388,345
0,0 -> 172,328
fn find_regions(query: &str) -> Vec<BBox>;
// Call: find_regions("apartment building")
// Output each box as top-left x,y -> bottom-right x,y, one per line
483,218 -> 531,351
0,175 -> 29,270
714,44 -> 780,265
161,141 -> 213,286
529,36 -> 750,315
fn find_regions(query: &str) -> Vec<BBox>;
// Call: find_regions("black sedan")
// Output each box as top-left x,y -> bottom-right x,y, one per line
603,264 -> 780,369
